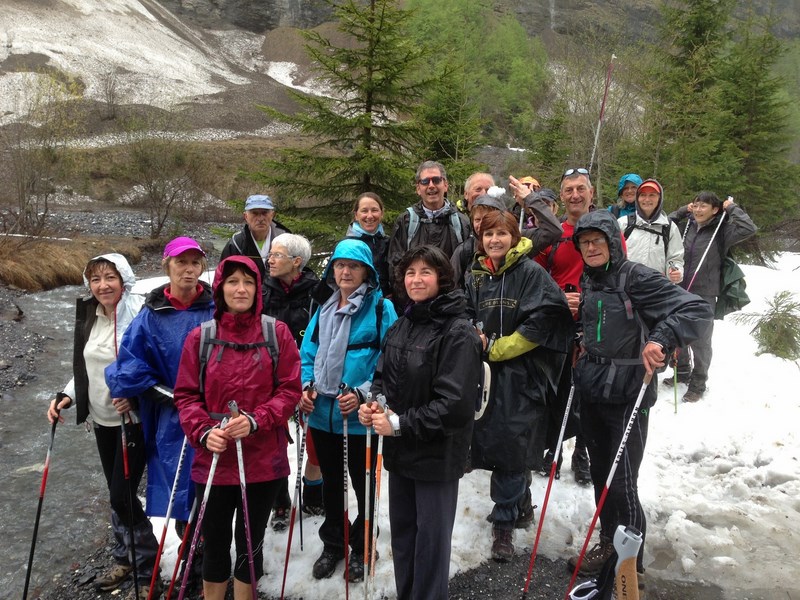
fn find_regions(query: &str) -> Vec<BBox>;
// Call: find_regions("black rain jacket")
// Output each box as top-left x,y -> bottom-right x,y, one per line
371,289 -> 482,482
262,267 -> 319,347
574,211 -> 714,408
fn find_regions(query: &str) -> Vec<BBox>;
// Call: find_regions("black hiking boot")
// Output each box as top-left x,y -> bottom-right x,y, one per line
514,503 -> 537,529
312,549 -> 343,579
538,448 -> 562,479
491,527 -> 514,562
571,443 -> 592,486
270,507 -> 289,532
302,477 -> 325,516
568,535 -> 614,576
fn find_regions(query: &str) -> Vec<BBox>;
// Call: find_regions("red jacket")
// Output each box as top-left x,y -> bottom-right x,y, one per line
174,255 -> 302,486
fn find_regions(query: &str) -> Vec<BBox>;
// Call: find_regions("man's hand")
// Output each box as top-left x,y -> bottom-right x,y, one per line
641,342 -> 666,375
566,292 -> 581,318
508,175 -> 532,206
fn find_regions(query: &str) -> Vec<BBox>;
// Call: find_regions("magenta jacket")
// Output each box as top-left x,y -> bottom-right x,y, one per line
174,255 -> 302,486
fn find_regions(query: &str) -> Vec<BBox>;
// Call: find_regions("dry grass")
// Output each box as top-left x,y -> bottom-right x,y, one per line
0,235 -> 143,291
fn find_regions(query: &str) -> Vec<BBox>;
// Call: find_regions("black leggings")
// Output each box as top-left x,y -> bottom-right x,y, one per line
94,421 -> 148,526
196,480 -> 281,583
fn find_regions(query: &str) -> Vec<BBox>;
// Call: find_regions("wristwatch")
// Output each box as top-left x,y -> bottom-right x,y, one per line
389,413 -> 401,437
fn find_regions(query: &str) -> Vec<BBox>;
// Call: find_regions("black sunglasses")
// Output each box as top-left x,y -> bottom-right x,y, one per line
561,167 -> 590,182
417,176 -> 445,186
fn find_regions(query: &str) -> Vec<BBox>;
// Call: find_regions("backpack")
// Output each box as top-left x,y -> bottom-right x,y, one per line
623,213 -> 671,260
715,253 -> 750,320
198,315 -> 280,395
406,206 -> 464,250
545,234 -> 572,273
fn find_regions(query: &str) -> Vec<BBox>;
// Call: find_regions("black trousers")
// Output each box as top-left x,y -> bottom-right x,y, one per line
389,473 -> 459,600
581,401 -> 649,571
94,422 -> 158,581
196,480 -> 281,583
310,427 -> 377,556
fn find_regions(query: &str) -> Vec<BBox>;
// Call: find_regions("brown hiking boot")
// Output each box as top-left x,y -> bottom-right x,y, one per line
491,527 -> 514,562
94,563 -> 133,592
567,536 -> 614,576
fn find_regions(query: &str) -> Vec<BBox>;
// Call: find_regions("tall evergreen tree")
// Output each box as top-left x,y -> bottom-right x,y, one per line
251,0 -> 438,222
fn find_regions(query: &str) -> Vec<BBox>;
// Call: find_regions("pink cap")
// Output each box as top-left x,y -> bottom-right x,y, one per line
163,237 -> 205,258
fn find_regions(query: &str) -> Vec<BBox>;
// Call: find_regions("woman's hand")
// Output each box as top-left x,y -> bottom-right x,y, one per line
371,410 -> 392,437
358,402 -> 375,427
112,397 -> 132,414
337,391 -> 359,416
48,396 -> 71,424
205,427 -> 230,453
299,388 -> 317,414
224,414 -> 251,440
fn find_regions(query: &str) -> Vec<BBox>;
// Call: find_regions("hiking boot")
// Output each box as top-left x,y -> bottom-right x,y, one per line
662,372 -> 691,388
302,478 -> 325,516
538,448 -> 562,479
568,536 -> 614,576
312,549 -> 343,579
347,549 -> 378,582
515,503 -> 536,529
126,580 -> 162,600
271,507 -> 289,532
95,563 -> 132,592
682,389 -> 703,403
491,527 -> 514,562
571,445 -> 592,486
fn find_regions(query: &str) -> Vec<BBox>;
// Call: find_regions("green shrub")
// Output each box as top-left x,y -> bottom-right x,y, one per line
732,291 -> 800,360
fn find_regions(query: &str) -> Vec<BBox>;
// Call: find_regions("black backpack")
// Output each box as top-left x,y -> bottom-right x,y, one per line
623,213 -> 671,260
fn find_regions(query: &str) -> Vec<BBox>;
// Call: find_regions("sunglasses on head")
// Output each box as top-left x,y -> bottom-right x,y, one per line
417,176 -> 445,186
561,167 -> 590,182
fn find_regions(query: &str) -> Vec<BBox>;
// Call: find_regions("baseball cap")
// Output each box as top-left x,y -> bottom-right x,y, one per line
637,180 -> 661,195
520,176 -> 540,187
244,194 -> 275,211
163,236 -> 205,259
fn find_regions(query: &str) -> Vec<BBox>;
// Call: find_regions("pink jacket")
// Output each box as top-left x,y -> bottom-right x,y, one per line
174,255 -> 302,485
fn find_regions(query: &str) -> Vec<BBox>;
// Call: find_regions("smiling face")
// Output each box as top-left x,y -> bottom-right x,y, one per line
692,200 -> 719,226
404,258 -> 440,303
561,174 -> 594,225
464,174 -> 494,210
244,208 -> 274,241
222,268 -> 257,314
577,230 -> 610,268
88,263 -> 123,316
415,167 -> 449,210
482,225 -> 514,268
620,182 -> 637,205
637,190 -> 660,220
354,196 -> 384,233
333,259 -> 368,298
166,250 -> 204,298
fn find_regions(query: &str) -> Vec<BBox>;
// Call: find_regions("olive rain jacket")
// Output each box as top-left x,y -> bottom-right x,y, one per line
174,256 -> 302,486
345,223 -> 392,297
668,203 -> 756,297
574,211 -> 713,408
262,266 -> 319,346
300,239 -> 398,435
465,237 -> 574,472
371,289 -> 482,482
62,253 -> 144,425
105,277 -> 214,521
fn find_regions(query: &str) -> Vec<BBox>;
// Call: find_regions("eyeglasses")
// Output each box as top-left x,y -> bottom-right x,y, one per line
417,176 -> 445,186
267,252 -> 296,260
561,167 -> 590,181
577,237 -> 607,249
333,261 -> 365,271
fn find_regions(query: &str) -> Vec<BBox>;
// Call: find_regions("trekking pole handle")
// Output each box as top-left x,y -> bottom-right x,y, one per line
228,400 -> 241,419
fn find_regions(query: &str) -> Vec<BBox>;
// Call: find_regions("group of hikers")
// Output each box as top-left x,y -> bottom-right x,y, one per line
46,160 -> 756,600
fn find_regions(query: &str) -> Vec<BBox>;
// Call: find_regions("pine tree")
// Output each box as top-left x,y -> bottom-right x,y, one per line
251,0 -> 438,224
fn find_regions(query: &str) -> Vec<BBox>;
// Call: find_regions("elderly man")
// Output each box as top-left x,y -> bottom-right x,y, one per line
570,210 -> 712,577
220,194 -> 290,281
388,160 -> 471,284
457,171 -> 495,214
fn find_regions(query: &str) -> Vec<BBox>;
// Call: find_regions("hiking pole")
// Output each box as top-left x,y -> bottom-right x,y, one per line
228,401 -> 258,600
120,413 -> 140,600
177,417 -> 227,600
148,434 -> 188,600
564,372 -> 653,600
22,411 -> 59,600
521,384 -> 576,599
164,498 -> 197,600
369,394 -> 389,595
339,383 -> 352,600
364,416 -> 373,600
280,416 -> 309,600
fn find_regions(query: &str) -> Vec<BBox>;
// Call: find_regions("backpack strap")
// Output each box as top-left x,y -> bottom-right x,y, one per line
546,235 -> 572,273
449,211 -> 464,245
198,319 -> 217,396
624,215 -> 672,260
260,314 -> 280,389
347,297 -> 384,351
406,206 -> 464,249
623,213 -> 637,240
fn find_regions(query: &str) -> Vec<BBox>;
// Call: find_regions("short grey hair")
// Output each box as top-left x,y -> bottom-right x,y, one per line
272,233 -> 312,269
464,172 -> 494,193
415,160 -> 447,182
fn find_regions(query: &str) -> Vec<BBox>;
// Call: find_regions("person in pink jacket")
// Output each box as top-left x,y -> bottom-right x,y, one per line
174,255 -> 301,600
